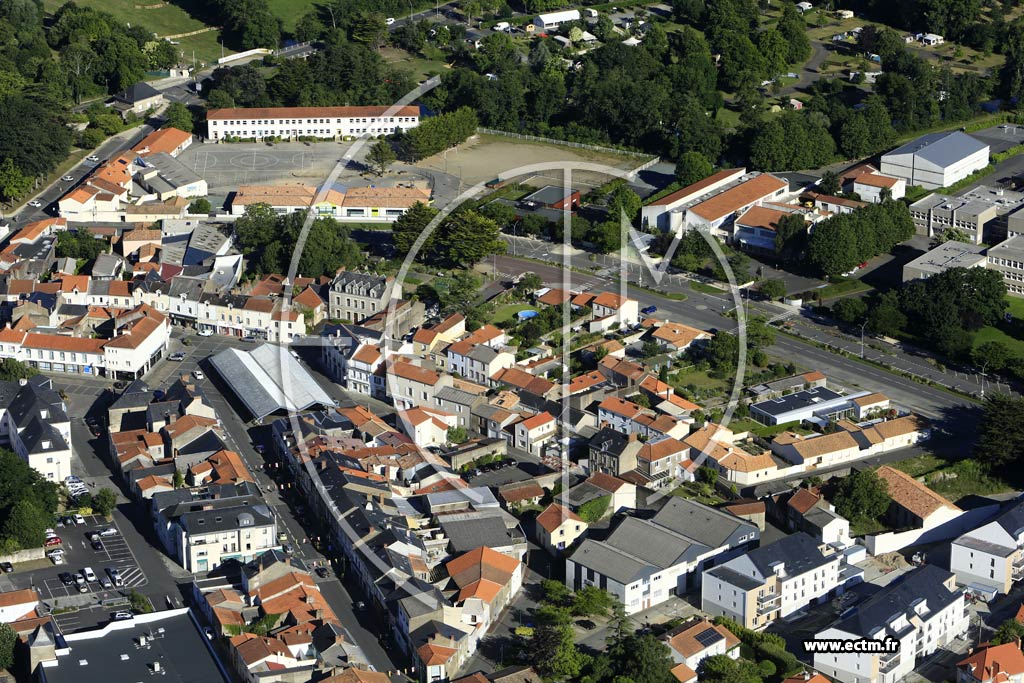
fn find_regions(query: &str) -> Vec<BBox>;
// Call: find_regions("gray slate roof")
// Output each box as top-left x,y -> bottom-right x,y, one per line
571,538 -> 655,584
208,344 -> 334,419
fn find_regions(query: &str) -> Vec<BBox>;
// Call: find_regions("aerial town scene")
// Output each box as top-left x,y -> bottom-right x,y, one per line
2,1 -> 1024,683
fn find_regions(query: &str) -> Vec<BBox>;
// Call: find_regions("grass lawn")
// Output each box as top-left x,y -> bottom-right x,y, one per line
1006,296 -> 1024,321
928,468 -> 1012,501
714,106 -> 741,129
973,325 -> 1024,358
380,47 -> 450,83
815,279 -> 872,300
493,303 -> 534,323
669,366 -> 730,395
891,453 -> 947,478
42,0 -> 229,64
671,481 -> 725,506
850,517 -> 889,537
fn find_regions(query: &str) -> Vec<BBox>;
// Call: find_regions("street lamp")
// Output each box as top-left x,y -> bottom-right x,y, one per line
859,320 -> 868,359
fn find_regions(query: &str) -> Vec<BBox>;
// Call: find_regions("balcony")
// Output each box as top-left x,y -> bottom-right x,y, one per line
879,653 -> 900,673
1013,557 -> 1024,579
757,591 -> 781,615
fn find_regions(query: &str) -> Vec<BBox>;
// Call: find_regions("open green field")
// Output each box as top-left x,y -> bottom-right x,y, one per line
1006,296 -> 1024,320
380,47 -> 450,83
493,303 -> 534,323
42,0 -> 230,65
973,325 -> 1024,357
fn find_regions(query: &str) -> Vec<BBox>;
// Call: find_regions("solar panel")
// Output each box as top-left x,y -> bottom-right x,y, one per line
694,628 -> 724,648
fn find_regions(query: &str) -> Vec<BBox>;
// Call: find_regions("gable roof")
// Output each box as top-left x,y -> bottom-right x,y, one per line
536,503 -> 584,533
689,174 -> 788,221
958,642 -> 1024,681
876,465 -> 960,519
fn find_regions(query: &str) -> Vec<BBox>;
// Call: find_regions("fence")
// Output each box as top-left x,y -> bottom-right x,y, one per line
217,48 -> 271,65
0,547 -> 44,564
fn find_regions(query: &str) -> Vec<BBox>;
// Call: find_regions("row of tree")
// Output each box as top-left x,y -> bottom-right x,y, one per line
392,202 -> 506,267
807,200 -> 916,277
399,107 -> 479,161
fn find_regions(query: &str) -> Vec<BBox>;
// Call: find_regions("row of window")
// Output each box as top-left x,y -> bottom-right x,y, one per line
216,116 -> 416,125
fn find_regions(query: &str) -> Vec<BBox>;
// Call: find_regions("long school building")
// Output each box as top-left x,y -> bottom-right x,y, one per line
206,105 -> 421,141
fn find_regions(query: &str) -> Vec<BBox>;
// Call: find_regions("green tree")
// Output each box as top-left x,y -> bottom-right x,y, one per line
866,290 -> 907,336
818,170 -> 840,196
173,470 -> 185,488
578,495 -> 610,523
674,151 -> 713,187
706,331 -> 740,370
163,102 -> 194,133
93,487 -> 117,517
930,226 -> 972,247
365,139 -> 397,176
976,394 -> 1024,472
608,633 -> 677,683
993,618 -> 1024,645
834,468 -> 890,523
0,623 -> 16,671
0,158 -> 33,204
607,185 -> 642,224
571,585 -> 615,617
974,341 -> 1012,373
757,29 -> 789,76
188,197 -> 212,214
774,213 -> 808,263
55,231 -> 105,261
541,579 -> 571,606
832,297 -> 868,324
532,605 -> 587,680
0,359 -> 37,382
589,221 -> 623,254
759,279 -> 786,300
435,210 -> 506,267
777,1 -> 812,64
698,654 -> 763,683
393,202 -> 439,257
446,426 -> 468,444
3,498 -> 47,549
433,272 -> 482,314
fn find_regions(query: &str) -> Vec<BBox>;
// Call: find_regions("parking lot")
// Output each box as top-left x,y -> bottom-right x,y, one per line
20,514 -> 147,606
176,141 -> 354,208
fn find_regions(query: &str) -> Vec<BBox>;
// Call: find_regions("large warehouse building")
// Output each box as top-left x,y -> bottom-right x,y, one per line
880,131 -> 989,190
208,344 -> 334,420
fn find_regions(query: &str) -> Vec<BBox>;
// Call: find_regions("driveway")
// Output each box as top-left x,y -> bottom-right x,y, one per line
781,39 -> 832,96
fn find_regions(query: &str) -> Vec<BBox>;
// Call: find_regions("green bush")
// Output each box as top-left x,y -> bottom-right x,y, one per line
578,495 -> 610,523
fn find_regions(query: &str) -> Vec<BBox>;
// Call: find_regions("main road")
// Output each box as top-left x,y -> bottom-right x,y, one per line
492,250 -> 978,426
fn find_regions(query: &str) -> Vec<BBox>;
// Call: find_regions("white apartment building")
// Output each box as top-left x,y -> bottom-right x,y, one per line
0,376 -> 72,482
814,565 -> 968,683
702,532 -> 844,630
951,498 -> 1024,596
206,106 -> 421,142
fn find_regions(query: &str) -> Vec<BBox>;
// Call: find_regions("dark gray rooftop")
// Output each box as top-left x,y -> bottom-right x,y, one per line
570,538 -> 654,585
747,532 -> 832,578
707,565 -> 765,591
43,609 -> 227,683
750,387 -> 845,417
829,565 -> 960,638
652,497 -> 757,549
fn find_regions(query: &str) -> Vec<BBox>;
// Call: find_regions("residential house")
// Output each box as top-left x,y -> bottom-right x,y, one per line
875,465 -> 961,530
535,503 -> 587,554
513,411 -> 556,455
957,641 -> 1024,683
329,272 -> 393,323
111,82 -> 164,118
663,618 -> 741,683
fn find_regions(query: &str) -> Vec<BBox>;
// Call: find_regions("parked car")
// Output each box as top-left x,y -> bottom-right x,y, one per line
45,536 -> 62,547
168,352 -> 186,361
99,527 -> 118,537
282,543 -> 294,554
111,611 -> 133,621
192,369 -> 205,380
242,335 -> 258,342
27,200 -> 41,208
73,573 -> 85,585
0,562 -> 13,573
82,567 -> 97,582
106,567 -> 123,587
99,576 -> 113,589
58,572 -> 75,586
315,566 -> 329,578
385,16 -> 395,24
91,539 -> 104,551
73,513 -> 85,525
204,627 -> 215,640
197,328 -> 214,337
47,549 -> 65,564
85,416 -> 102,436
641,305 -> 657,315
62,175 -> 75,182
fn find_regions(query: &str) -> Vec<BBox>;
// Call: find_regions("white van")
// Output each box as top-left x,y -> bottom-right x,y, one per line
82,567 -> 97,582
494,21 -> 510,31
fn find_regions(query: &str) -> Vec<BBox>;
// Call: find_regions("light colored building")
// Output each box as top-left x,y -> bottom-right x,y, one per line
513,411 -> 556,455
702,532 -> 844,629
852,173 -> 906,203
536,503 -> 587,554
567,498 -> 758,615
733,204 -> 809,254
230,183 -> 431,222
663,619 -> 741,683
164,495 -> 278,571
111,82 -> 164,117
951,497 -> 1024,596
0,376 -> 72,483
814,565 -> 968,683
750,387 -> 869,426
329,272 -> 393,322
642,169 -> 747,233
902,240 -> 988,282
957,642 -> 1024,683
909,193 -> 999,243
881,131 -> 989,190
132,126 -> 193,158
206,105 -> 421,142
531,9 -> 580,29
388,358 -> 454,410
987,235 -> 1024,297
